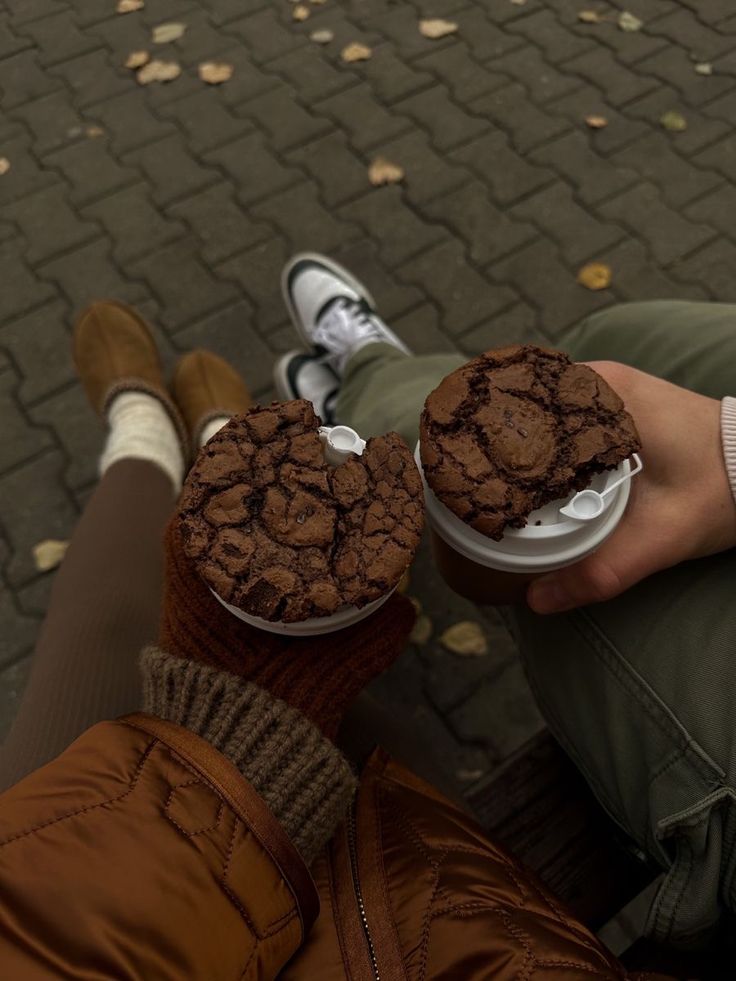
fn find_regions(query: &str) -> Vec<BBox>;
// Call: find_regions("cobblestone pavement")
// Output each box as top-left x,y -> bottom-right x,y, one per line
1,0 -> 734,788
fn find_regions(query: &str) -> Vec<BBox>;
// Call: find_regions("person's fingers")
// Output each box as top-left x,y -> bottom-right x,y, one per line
526,516 -> 676,614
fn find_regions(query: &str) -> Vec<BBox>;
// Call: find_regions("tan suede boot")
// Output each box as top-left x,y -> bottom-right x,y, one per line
172,350 -> 252,451
73,300 -> 188,453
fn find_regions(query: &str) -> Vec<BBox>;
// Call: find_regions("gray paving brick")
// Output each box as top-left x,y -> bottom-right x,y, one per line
0,609 -> 34,677
82,184 -> 185,264
332,239 -> 426,323
227,8 -> 308,64
389,303 -> 459,356
598,238 -> 709,304
236,85 -> 331,153
414,42 -> 509,104
489,43 -> 582,104
451,131 -> 553,206
316,83 -> 411,152
0,132 -> 59,207
204,45 -> 279,109
41,238 -> 148,311
506,8 -> 596,64
399,239 -> 520,336
174,301 -> 276,399
563,14 -> 668,66
123,134 -> 218,207
0,449 -> 78,588
379,129 -> 468,205
89,90 -> 178,155
459,300 -> 545,354
159,89 -> 251,153
647,7 -> 736,59
669,239 -> 736,303
0,16 -> 32,59
5,0 -> 69,25
45,136 -> 139,208
205,131 -> 299,206
597,182 -> 716,267
530,130 -> 638,206
30,383 -> 102,491
202,0 -> 268,27
0,300 -> 75,403
636,46 -> 736,107
548,87 -> 650,155
167,183 -> 271,266
623,86 -> 731,155
11,91 -> 86,156
563,47 -> 659,108
470,83 -> 571,154
342,186 -> 445,267
286,131 -> 371,209
693,135 -> 736,185
488,238 -> 610,338
216,235 -> 290,333
18,9 -> 102,66
421,181 -> 536,266
373,5 -> 460,60
129,238 -> 240,332
612,132 -> 723,208
0,369 -> 53,469
446,7 -> 524,62
353,43 -> 434,105
252,180 -> 360,256
0,49 -> 62,109
266,45 -> 358,104
395,85 -> 488,153
0,242 -> 57,324
48,48 -> 131,109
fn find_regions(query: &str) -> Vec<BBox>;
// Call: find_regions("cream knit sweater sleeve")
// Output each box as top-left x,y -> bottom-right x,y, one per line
723,397 -> 736,504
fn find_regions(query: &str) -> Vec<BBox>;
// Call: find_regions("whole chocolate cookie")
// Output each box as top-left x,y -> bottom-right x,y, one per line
420,345 -> 641,540
178,400 -> 424,622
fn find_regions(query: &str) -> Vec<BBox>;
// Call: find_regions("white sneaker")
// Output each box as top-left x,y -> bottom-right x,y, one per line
273,349 -> 340,424
281,252 -> 410,376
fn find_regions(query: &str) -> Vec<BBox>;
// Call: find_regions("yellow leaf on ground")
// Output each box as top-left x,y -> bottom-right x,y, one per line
152,22 -> 186,43
137,59 -> 181,84
694,62 -> 713,76
577,262 -> 612,290
310,28 -> 334,43
660,109 -> 687,132
368,156 -> 404,185
199,62 -> 234,84
86,125 -> 105,138
510,0 -> 528,6
117,0 -> 144,12
0,157 -> 10,175
124,50 -> 150,69
419,18 -> 458,39
33,539 -> 69,573
585,114 -> 608,128
578,10 -> 603,23
341,42 -> 372,62
292,4 -> 310,20
410,615 -> 432,645
618,10 -> 643,31
440,621 -> 488,656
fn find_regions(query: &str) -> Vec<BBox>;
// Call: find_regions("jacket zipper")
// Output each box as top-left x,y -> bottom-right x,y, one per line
346,801 -> 381,981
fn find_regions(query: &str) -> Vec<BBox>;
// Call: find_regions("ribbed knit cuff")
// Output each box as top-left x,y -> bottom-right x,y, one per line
722,397 -> 736,506
140,648 -> 357,866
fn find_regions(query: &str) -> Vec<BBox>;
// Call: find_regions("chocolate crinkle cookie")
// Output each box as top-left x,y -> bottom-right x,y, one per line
420,344 -> 641,541
178,400 -> 424,622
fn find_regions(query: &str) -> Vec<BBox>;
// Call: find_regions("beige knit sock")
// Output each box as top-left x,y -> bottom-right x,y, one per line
100,392 -> 185,494
199,414 -> 230,448
140,647 -> 357,865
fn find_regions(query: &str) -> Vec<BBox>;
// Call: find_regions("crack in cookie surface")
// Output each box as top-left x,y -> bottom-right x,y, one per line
179,400 -> 424,622
419,345 -> 641,540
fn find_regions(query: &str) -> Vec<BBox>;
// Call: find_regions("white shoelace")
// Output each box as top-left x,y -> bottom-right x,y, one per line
312,299 -> 385,373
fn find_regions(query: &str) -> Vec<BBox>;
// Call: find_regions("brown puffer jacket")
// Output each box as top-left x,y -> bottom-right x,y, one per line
0,713 -> 659,980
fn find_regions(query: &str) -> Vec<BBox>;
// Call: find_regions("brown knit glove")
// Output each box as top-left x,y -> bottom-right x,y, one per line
159,518 -> 415,741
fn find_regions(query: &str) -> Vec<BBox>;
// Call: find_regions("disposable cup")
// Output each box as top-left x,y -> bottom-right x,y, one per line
210,425 -> 397,636
415,443 -> 641,605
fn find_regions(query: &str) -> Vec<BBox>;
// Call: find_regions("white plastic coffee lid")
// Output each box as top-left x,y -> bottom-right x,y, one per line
209,424 -> 390,636
415,442 -> 642,574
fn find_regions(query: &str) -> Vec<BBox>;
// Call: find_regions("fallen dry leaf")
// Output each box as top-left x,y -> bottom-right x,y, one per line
86,125 -> 104,138
660,109 -> 687,132
199,61 -> 234,84
152,22 -> 186,44
117,0 -> 143,12
419,18 -> 458,40
694,62 -> 713,76
137,59 -> 181,84
578,10 -> 603,23
124,50 -> 149,69
441,621 -> 488,656
0,157 -> 10,175
310,28 -> 334,44
342,42 -> 372,62
33,539 -> 69,573
585,113 -> 608,128
510,0 -> 527,6
410,615 -> 432,645
292,4 -> 310,21
368,156 -> 404,185
618,10 -> 643,31
577,261 -> 612,290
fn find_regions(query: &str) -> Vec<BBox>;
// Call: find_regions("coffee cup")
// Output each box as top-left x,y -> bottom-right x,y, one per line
210,425 -> 398,636
415,443 -> 642,604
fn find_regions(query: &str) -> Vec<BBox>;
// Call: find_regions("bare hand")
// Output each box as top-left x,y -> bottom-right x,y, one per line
527,361 -> 736,614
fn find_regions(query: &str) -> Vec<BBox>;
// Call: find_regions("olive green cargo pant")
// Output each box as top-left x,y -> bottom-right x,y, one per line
337,301 -> 736,947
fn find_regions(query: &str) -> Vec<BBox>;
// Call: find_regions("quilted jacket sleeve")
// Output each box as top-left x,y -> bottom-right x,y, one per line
0,713 -> 319,980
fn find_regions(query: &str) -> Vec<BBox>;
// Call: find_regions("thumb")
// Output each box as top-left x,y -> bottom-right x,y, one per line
526,519 -> 669,614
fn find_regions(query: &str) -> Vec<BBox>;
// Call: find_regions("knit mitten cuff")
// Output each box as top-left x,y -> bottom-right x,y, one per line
722,396 -> 736,505
141,647 -> 357,866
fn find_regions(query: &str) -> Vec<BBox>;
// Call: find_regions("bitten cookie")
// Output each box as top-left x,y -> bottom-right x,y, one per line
420,344 -> 641,540
178,400 -> 424,622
